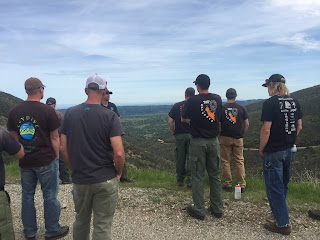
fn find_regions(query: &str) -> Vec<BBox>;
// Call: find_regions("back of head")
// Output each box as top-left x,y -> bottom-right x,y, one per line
86,74 -> 107,94
46,97 -> 56,105
193,74 -> 210,90
263,74 -> 290,97
25,77 -> 45,95
185,87 -> 195,97
226,88 -> 237,100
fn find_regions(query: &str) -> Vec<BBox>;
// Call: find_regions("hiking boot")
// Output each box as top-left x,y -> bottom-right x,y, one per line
120,177 -> 134,183
177,181 -> 184,187
241,188 -> 246,193
209,206 -> 223,218
308,209 -> 320,220
263,222 -> 291,235
186,185 -> 192,190
222,186 -> 232,192
187,206 -> 204,220
45,226 -> 69,240
61,180 -> 72,185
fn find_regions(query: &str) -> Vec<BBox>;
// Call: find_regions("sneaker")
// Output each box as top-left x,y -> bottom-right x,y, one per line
222,186 -> 232,192
45,226 -> 69,240
209,206 -> 223,218
263,222 -> 291,235
120,177 -> 134,183
187,206 -> 205,220
308,209 -> 320,220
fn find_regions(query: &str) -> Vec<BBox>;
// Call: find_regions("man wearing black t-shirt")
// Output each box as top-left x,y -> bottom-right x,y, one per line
168,87 -> 195,188
260,74 -> 302,235
182,74 -> 223,220
101,88 -> 133,183
0,127 -> 24,239
220,88 -> 249,192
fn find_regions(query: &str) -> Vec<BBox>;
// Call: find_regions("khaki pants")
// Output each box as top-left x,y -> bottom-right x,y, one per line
220,136 -> 246,188
0,191 -> 15,240
72,178 -> 119,240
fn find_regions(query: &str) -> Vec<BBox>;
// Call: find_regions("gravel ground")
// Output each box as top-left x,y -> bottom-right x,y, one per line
6,184 -> 320,240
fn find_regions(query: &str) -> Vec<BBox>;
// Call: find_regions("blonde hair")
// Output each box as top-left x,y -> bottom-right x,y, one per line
268,82 -> 290,97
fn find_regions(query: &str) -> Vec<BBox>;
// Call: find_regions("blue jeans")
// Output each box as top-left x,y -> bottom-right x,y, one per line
20,159 -> 61,237
262,148 -> 295,227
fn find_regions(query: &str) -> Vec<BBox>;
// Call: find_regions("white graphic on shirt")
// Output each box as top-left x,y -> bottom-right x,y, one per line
279,97 -> 298,135
225,108 -> 238,124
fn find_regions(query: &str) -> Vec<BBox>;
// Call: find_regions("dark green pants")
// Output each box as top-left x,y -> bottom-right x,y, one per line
0,191 -> 15,240
175,133 -> 191,186
189,137 -> 223,216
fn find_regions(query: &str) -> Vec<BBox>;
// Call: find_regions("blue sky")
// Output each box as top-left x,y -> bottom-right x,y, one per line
0,0 -> 319,107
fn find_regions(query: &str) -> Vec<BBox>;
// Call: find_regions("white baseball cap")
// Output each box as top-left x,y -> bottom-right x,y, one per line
86,74 -> 107,90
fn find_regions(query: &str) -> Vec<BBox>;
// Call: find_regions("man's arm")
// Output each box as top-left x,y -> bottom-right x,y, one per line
260,121 -> 272,156
110,136 -> 125,180
168,117 -> 175,135
242,119 -> 249,136
13,144 -> 25,159
60,134 -> 72,170
50,128 -> 60,159
297,119 -> 302,136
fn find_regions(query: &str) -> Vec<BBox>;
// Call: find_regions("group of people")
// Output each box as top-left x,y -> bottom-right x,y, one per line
168,73 -> 318,235
0,73 -> 318,239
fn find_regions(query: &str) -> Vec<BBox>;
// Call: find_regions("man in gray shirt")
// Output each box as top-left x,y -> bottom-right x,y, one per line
60,74 -> 125,240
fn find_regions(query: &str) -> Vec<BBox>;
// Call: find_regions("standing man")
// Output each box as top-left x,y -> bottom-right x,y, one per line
7,77 -> 69,240
101,88 -> 133,183
220,88 -> 249,192
260,74 -> 302,235
168,87 -> 195,188
182,74 -> 223,220
0,126 -> 25,240
60,74 -> 125,240
46,97 -> 71,184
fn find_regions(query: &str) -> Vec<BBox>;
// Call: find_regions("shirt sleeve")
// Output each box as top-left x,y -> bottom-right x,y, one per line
60,109 -> 69,135
295,100 -> 303,120
113,104 -> 120,117
1,128 -> 21,155
261,99 -> 273,122
243,107 -> 249,120
7,108 -> 16,132
168,104 -> 175,119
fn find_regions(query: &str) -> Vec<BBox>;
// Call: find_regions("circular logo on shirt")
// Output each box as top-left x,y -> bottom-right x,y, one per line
20,122 -> 36,140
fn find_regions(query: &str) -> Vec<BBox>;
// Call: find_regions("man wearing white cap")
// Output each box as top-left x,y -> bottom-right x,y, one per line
60,74 -> 125,240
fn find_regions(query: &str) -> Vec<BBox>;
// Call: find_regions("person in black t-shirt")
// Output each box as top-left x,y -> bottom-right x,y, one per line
168,87 -> 195,188
260,74 -> 302,235
0,126 -> 24,239
101,88 -> 134,183
181,74 -> 223,220
220,88 -> 249,192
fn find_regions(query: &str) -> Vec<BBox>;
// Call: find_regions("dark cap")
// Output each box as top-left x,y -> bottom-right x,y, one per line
193,74 -> 210,89
185,87 -> 195,97
46,97 -> 56,105
106,89 -> 113,94
25,77 -> 45,90
262,74 -> 286,87
226,88 -> 237,99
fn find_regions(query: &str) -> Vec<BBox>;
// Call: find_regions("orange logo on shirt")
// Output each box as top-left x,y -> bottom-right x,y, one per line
228,112 -> 236,123
205,106 -> 215,120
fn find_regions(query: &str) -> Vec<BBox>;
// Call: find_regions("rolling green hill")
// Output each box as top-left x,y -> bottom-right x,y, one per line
0,91 -> 23,126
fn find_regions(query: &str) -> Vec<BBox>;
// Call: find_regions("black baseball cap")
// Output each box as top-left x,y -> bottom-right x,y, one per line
193,74 -> 210,88
262,74 -> 286,87
226,88 -> 237,99
46,97 -> 56,105
106,89 -> 113,94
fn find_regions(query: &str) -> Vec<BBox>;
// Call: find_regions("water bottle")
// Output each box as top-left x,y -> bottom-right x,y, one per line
291,144 -> 297,153
235,184 -> 241,199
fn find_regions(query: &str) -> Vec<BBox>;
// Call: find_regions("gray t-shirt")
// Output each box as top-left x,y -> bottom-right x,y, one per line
60,103 -> 124,184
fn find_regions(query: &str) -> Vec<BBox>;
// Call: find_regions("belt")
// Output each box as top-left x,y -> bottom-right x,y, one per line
0,186 -> 4,191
